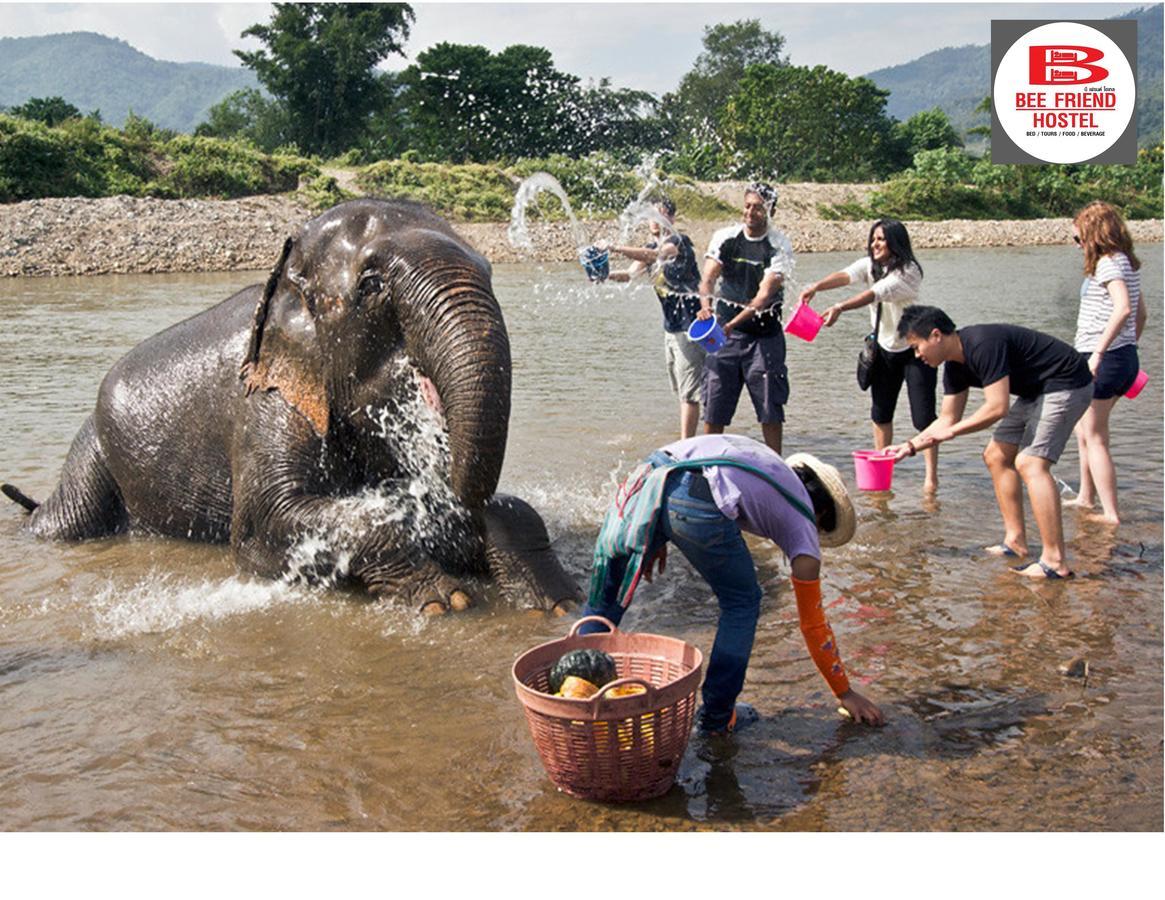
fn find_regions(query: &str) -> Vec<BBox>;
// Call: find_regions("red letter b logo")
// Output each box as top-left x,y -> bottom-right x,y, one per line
1029,45 -> 1108,84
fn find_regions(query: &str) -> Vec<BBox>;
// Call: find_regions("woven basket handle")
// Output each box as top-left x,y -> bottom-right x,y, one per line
593,676 -> 656,708
567,615 -> 618,637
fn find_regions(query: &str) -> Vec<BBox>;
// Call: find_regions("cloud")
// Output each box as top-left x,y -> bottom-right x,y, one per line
0,0 -> 1146,92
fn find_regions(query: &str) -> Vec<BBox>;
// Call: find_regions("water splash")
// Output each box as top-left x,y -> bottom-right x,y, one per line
507,172 -> 588,251
89,572 -> 317,638
615,201 -> 675,246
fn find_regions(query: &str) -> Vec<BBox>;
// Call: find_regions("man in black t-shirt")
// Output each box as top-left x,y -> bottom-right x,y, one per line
888,305 -> 1093,579
607,198 -> 704,438
695,183 -> 793,454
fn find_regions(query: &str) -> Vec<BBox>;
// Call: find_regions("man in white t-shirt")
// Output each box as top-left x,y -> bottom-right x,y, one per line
695,183 -> 793,454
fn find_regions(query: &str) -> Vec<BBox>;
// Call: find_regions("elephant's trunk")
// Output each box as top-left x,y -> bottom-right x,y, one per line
398,250 -> 511,508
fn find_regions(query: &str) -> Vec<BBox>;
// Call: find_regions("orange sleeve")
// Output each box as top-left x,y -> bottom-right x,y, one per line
791,576 -> 851,697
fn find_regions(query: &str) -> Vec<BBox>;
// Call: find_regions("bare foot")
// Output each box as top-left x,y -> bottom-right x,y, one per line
1086,511 -> 1120,526
985,543 -> 1028,558
923,479 -> 938,495
1064,496 -> 1094,510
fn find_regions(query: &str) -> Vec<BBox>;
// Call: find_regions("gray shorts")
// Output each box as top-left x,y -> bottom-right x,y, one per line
992,384 -> 1093,462
701,330 -> 789,425
663,330 -> 705,403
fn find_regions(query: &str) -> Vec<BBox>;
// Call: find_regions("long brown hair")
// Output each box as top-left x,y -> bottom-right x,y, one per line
1074,200 -> 1140,276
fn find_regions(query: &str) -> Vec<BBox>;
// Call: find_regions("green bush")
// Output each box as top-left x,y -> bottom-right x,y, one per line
356,159 -> 517,221
0,113 -> 155,201
297,172 -> 356,211
0,113 -> 318,203
154,136 -> 315,198
355,155 -> 734,222
830,144 -> 1164,221
509,152 -> 642,217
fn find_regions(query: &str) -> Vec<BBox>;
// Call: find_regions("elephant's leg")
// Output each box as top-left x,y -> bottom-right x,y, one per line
231,397 -> 485,612
27,415 -> 128,539
482,495 -> 581,615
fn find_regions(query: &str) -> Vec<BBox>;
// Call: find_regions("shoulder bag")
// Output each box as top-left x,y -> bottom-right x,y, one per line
856,302 -> 883,391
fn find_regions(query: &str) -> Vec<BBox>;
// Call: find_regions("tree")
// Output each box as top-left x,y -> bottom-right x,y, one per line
8,96 -> 82,127
235,3 -> 413,156
720,64 -> 901,181
399,43 -> 590,162
660,20 -> 788,136
195,88 -> 291,152
896,108 -> 964,158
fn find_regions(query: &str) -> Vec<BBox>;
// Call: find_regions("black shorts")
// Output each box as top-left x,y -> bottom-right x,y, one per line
870,345 -> 937,431
1092,343 -> 1139,400
701,331 -> 789,425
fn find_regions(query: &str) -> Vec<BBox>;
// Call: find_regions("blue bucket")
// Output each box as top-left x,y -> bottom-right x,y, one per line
579,246 -> 610,282
687,316 -> 726,353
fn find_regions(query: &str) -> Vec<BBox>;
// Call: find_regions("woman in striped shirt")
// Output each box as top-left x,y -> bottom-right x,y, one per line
1066,201 -> 1147,525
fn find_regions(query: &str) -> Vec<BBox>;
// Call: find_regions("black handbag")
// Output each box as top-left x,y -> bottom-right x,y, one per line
856,302 -> 883,391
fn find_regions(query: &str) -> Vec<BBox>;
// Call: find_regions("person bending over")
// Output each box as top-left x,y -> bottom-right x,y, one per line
579,433 -> 884,735
888,305 -> 1093,579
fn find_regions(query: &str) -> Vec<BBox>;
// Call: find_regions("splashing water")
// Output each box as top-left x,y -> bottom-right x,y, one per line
272,357 -> 475,595
508,172 -> 588,251
88,572 -> 318,638
615,201 -> 676,246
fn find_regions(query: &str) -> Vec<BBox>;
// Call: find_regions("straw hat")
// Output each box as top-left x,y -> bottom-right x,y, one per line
785,453 -> 856,548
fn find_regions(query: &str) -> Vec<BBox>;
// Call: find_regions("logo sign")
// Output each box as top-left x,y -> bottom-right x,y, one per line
992,20 -> 1137,164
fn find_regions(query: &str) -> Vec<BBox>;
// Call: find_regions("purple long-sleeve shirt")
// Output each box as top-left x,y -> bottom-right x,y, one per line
660,434 -> 821,561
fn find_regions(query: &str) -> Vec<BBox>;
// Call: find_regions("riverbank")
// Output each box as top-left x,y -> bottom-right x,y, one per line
2,185 -> 1161,277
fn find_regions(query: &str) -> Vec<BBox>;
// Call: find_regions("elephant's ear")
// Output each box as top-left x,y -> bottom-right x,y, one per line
239,237 -> 330,436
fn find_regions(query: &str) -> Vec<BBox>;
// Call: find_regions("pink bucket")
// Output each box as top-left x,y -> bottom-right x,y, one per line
852,450 -> 895,491
1125,369 -> 1149,399
785,302 -> 824,342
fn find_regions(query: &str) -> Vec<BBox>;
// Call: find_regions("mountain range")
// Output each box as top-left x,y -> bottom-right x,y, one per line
866,4 -> 1163,149
1,6 -> 1161,146
0,31 -> 256,131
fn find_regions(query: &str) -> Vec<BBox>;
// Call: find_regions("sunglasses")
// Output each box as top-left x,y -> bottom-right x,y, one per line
1073,235 -> 1081,244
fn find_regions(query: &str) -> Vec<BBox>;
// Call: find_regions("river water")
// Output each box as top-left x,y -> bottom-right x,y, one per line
0,244 -> 1160,831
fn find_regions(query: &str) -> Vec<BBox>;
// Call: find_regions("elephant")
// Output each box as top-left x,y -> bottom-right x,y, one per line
2,198 -> 581,615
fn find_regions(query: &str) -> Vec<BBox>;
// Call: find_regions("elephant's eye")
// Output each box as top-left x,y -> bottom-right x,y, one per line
358,274 -> 385,300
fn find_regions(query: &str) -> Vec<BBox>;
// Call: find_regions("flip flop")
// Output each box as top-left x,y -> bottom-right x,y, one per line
1011,561 -> 1075,580
985,544 -> 1023,557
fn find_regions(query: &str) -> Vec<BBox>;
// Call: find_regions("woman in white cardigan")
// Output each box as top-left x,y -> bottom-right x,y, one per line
799,219 -> 938,492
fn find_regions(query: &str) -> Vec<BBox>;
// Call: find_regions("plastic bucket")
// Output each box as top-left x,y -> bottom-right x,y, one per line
852,450 -> 895,491
1125,369 -> 1149,399
579,246 -> 609,282
687,317 -> 727,353
785,302 -> 824,342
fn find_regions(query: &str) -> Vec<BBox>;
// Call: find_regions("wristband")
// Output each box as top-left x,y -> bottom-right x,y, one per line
907,440 -> 917,457
791,576 -> 851,697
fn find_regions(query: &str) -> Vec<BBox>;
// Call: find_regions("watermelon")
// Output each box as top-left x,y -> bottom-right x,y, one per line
548,648 -> 618,694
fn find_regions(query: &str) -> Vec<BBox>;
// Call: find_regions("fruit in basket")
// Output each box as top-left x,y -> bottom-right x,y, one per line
548,648 -> 618,694
606,683 -> 647,699
555,675 -> 599,699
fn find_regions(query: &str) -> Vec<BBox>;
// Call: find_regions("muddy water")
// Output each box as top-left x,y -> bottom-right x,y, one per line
0,245 -> 1161,831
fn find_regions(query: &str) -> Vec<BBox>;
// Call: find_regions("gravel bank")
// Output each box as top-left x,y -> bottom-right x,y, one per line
2,185 -> 1160,278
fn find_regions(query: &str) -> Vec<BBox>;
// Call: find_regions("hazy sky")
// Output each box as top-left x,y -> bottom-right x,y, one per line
0,2 -> 1148,93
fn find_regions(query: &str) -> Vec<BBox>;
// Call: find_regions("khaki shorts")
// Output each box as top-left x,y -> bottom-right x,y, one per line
664,330 -> 706,403
992,385 -> 1093,463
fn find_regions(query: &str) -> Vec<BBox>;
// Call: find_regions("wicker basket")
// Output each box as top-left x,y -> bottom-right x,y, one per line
512,616 -> 703,803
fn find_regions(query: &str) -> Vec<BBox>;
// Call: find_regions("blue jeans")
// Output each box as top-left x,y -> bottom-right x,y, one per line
580,452 -> 763,731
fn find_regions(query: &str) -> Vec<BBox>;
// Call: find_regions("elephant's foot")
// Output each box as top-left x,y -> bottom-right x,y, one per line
523,597 -> 577,619
550,598 -> 576,617
417,582 -> 476,616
